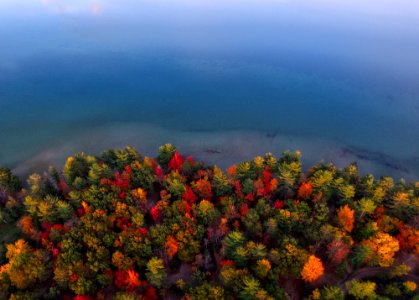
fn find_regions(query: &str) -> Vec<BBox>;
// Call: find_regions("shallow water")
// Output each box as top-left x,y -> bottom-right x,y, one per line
1,0 -> 418,180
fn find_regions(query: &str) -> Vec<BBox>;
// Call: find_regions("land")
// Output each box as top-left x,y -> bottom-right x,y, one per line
0,144 -> 418,299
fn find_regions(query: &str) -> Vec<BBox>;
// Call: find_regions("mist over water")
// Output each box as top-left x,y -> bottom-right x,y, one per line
1,0 -> 418,179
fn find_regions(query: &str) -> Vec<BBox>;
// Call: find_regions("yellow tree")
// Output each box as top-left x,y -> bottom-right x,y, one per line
0,239 -> 50,290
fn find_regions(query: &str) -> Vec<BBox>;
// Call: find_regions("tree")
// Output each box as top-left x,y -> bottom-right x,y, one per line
397,223 -> 419,255
403,281 -> 417,294
362,232 -> 399,267
63,153 -> 96,189
327,238 -> 350,265
146,258 -> 166,288
168,152 -> 184,171
318,285 -> 344,300
300,255 -> 324,283
0,168 -> 21,193
125,269 -> 142,291
298,182 -> 313,199
194,177 -> 213,199
0,145 -> 418,299
269,243 -> 307,278
194,199 -> 217,225
165,236 -> 179,259
165,171 -> 186,198
156,144 -> 177,168
345,280 -> 376,299
99,147 -> 141,171
212,166 -> 232,196
337,205 -> 355,232
0,239 -> 50,290
310,170 -> 334,195
239,277 -> 265,300
224,231 -> 247,265
19,215 -> 37,238
357,198 -> 376,217
255,259 -> 271,278
188,281 -> 225,300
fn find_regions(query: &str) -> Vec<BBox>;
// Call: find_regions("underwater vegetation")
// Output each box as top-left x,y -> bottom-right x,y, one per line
0,145 -> 418,299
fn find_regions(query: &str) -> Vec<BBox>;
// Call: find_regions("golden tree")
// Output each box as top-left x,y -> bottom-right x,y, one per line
0,239 -> 49,290
362,232 -> 399,267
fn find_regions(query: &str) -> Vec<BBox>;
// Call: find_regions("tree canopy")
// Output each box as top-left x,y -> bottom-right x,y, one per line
0,145 -> 418,299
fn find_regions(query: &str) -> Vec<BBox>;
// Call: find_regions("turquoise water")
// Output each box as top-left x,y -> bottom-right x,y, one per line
0,0 -> 418,179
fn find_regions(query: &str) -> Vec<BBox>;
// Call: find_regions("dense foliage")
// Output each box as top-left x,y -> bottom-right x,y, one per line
0,145 -> 418,299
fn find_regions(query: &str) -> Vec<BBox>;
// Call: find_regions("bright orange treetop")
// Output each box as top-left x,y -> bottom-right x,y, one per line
298,182 -> 313,199
165,236 -> 179,259
301,255 -> 324,283
337,205 -> 355,232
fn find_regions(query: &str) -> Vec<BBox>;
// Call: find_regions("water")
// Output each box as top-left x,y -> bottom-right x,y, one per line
1,0 -> 418,180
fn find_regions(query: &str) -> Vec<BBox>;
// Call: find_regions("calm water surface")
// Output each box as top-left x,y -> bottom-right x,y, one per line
0,0 -> 418,179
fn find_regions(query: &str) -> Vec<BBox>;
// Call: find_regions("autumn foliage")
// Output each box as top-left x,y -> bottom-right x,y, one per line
298,181 -> 313,199
165,236 -> 179,259
397,223 -> 419,255
327,238 -> 350,265
362,232 -> 400,267
337,204 -> 355,232
301,255 -> 324,283
0,145 -> 417,299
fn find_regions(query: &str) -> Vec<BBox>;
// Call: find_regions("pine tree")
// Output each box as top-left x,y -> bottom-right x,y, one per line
213,166 -> 232,196
156,144 -> 177,168
224,231 -> 246,258
0,168 -> 21,193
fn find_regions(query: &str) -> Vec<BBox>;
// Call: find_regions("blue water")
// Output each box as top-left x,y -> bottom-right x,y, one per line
1,0 -> 418,179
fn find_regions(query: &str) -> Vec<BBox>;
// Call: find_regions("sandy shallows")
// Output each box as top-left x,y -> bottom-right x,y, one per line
12,122 -> 418,181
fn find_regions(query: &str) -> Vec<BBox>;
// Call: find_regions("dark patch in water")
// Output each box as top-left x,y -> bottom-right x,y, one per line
266,128 -> 283,139
203,149 -> 222,154
341,146 -> 410,173
385,94 -> 395,103
185,128 -> 215,133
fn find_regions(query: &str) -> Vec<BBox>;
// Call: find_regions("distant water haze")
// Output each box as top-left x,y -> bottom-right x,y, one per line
0,0 -> 418,180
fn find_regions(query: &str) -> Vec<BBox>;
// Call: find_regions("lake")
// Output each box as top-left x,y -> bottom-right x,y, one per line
0,0 -> 418,180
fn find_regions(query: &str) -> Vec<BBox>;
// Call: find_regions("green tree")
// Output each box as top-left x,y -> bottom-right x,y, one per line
0,168 -> 21,193
239,276 -> 272,300
63,153 -> 96,189
319,285 -> 344,300
156,144 -> 177,168
188,281 -> 225,300
212,166 -> 232,196
346,280 -> 377,299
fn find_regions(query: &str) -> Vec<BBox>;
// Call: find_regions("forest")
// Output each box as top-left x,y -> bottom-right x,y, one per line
0,144 -> 418,299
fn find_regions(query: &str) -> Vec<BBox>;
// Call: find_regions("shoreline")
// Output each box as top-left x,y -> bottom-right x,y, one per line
8,122 -> 418,181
